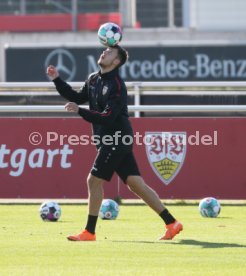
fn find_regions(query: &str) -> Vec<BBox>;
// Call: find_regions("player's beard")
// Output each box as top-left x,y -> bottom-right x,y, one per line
98,58 -> 114,69
98,59 -> 104,67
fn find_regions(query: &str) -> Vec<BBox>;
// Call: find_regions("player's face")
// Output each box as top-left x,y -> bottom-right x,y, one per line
98,47 -> 119,68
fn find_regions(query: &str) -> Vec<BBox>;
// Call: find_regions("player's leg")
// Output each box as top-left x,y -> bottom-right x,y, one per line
116,152 -> 183,240
85,173 -> 104,234
87,173 -> 104,216
126,175 -> 165,214
67,174 -> 104,241
67,146 -> 126,241
116,152 -> 164,213
126,175 -> 183,240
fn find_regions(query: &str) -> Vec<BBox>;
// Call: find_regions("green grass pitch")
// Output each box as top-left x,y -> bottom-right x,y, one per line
0,204 -> 246,276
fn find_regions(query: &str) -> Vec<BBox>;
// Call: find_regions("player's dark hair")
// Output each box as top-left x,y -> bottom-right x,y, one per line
113,45 -> 128,68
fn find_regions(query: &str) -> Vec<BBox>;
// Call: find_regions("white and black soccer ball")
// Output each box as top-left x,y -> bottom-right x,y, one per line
39,201 -> 61,222
98,22 -> 122,47
99,199 -> 119,220
199,197 -> 221,218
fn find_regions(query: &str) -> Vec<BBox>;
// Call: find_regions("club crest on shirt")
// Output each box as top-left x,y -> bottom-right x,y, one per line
102,86 -> 108,95
145,132 -> 187,185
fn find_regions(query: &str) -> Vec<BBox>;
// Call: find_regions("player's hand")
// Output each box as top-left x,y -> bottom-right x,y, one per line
65,102 -> 79,113
46,65 -> 59,80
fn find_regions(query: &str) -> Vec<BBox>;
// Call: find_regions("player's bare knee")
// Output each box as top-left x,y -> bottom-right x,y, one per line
87,174 -> 93,186
126,176 -> 145,191
87,174 -> 104,190
87,175 -> 96,191
127,183 -> 135,193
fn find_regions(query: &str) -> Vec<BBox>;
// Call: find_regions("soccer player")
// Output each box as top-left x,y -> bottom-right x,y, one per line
47,46 -> 183,241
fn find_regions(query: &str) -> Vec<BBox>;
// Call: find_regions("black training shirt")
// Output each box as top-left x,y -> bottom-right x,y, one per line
53,68 -> 133,151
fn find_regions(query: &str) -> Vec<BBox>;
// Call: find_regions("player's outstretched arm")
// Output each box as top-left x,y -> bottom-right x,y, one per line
46,65 -> 88,104
47,65 -> 59,80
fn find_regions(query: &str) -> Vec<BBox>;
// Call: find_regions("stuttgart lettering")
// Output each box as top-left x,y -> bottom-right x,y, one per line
0,144 -> 73,177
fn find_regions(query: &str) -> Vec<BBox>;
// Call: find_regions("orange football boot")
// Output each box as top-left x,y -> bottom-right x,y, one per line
67,229 -> 96,241
159,221 -> 183,240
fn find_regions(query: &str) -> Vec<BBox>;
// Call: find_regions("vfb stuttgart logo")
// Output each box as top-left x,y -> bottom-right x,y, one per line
145,132 -> 187,185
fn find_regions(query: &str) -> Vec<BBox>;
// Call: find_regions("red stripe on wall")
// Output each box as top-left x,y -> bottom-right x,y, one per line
0,13 -> 121,32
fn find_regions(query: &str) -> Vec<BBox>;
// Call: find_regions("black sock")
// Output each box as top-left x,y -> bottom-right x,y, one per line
85,215 -> 98,234
159,208 -> 176,225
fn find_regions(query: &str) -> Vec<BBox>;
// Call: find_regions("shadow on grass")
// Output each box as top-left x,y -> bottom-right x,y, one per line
112,240 -> 158,244
213,216 -> 233,219
111,239 -> 246,248
170,239 -> 246,248
39,221 -> 73,223
55,220 -> 74,223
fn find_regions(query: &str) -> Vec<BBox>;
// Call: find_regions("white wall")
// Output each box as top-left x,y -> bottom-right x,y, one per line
189,0 -> 246,30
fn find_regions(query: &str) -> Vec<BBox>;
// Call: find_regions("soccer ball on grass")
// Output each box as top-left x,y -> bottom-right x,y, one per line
98,22 -> 122,47
99,199 -> 119,220
39,201 -> 61,222
199,197 -> 221,218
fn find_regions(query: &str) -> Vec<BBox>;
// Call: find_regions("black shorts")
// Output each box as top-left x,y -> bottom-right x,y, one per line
90,146 -> 140,183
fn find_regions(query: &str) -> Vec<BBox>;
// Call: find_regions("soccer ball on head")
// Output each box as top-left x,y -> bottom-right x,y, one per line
39,201 -> 61,222
98,22 -> 122,47
199,197 -> 221,218
99,199 -> 119,220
